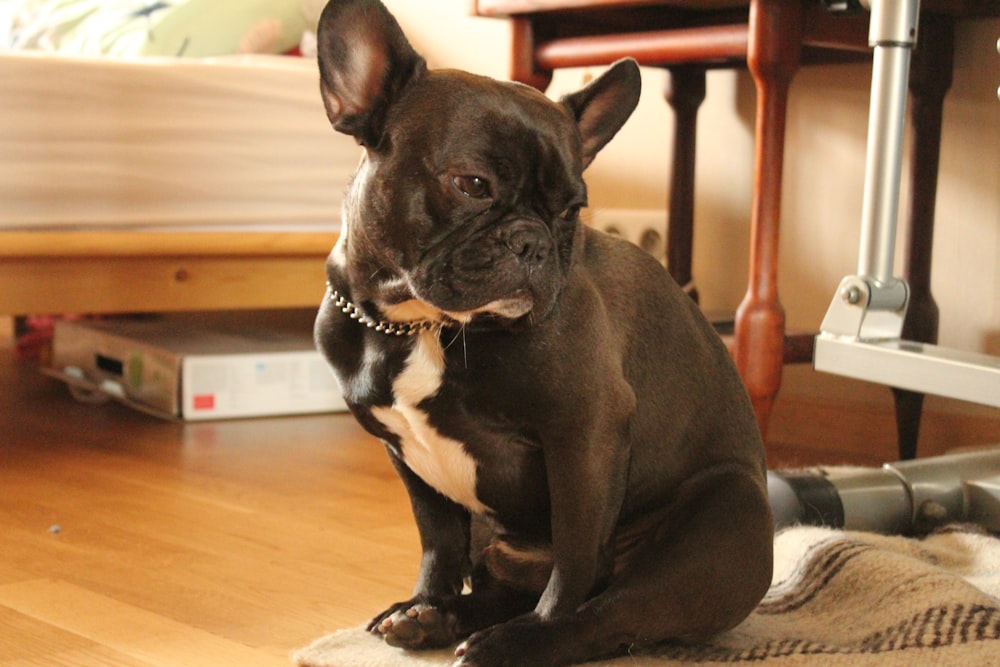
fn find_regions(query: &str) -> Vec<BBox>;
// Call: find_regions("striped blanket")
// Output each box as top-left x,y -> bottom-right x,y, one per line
293,525 -> 1000,666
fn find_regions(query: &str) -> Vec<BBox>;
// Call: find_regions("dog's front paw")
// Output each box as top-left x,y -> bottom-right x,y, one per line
369,599 -> 460,650
454,614 -> 556,667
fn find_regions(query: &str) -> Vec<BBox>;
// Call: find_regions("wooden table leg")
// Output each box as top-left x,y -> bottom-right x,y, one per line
664,65 -> 707,302
510,17 -> 553,90
891,14 -> 954,460
734,0 -> 803,437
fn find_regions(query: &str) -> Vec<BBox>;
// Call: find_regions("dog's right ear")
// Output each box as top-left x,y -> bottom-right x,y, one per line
317,0 -> 426,147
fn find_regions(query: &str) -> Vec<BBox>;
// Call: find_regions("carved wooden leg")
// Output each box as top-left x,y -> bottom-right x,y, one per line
509,18 -> 553,91
734,0 -> 803,438
664,66 -> 707,302
891,15 -> 954,460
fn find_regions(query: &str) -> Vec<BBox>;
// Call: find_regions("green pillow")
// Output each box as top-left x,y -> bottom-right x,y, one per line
7,0 -> 309,57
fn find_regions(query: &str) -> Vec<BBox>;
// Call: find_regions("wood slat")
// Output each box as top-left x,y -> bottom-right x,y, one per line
0,232 -> 337,259
0,256 -> 329,315
0,231 -> 338,315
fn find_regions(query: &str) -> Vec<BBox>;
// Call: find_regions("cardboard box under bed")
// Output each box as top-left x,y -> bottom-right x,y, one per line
46,310 -> 347,420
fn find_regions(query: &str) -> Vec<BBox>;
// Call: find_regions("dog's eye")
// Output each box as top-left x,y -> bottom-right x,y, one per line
560,205 -> 582,221
452,175 -> 491,199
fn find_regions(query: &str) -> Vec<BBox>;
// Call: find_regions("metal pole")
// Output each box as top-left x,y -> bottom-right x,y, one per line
857,0 -> 920,286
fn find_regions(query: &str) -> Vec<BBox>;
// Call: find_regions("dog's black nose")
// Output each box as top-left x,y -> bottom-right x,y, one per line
505,225 -> 551,266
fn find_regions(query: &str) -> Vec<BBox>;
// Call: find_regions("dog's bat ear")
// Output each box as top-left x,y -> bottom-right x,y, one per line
560,59 -> 641,169
316,0 -> 426,147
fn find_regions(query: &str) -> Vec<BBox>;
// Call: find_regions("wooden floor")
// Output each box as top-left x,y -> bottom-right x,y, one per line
0,337 -> 419,666
1,328 -> 995,666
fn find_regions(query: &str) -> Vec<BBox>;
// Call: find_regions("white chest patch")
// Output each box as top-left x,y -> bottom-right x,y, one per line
371,332 -> 489,514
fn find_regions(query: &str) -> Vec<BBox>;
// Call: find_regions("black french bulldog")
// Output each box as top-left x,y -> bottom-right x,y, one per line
313,1 -> 773,665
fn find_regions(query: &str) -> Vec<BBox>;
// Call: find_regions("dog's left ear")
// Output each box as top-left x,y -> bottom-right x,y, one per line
560,59 -> 641,169
316,0 -> 426,147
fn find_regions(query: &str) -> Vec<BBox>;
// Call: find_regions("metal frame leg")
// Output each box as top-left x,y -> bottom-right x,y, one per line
814,0 -> 1000,414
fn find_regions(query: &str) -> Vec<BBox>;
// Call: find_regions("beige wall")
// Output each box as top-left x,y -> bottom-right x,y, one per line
384,2 -> 999,414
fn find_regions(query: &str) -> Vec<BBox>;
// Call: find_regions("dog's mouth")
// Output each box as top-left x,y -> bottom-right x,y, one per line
381,291 -> 534,328
443,292 -> 535,323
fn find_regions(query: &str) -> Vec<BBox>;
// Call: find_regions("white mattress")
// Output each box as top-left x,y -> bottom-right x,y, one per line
0,51 -> 359,231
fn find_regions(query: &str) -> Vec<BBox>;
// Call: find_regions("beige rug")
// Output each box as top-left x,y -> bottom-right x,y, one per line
293,525 -> 1000,666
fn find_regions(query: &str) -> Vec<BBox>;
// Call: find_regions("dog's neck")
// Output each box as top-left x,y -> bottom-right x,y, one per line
326,284 -> 445,337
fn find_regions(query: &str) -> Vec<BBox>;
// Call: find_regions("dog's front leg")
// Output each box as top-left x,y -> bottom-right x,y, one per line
536,435 -> 627,618
456,415 -> 633,666
369,446 -> 472,649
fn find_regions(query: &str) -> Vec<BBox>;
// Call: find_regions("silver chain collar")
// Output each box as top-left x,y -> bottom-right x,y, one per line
326,283 -> 443,337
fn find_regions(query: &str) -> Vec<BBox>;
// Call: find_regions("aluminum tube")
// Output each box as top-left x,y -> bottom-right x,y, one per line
828,468 -> 912,534
857,44 -> 912,284
887,450 -> 1000,527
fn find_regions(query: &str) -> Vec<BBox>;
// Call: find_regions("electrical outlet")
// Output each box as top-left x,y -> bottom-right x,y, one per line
586,208 -> 667,263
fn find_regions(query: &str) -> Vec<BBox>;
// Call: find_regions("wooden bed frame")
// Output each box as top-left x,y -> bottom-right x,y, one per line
0,231 -> 337,316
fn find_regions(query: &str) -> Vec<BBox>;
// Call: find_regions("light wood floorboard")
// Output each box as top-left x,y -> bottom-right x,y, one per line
1,339 -> 418,666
